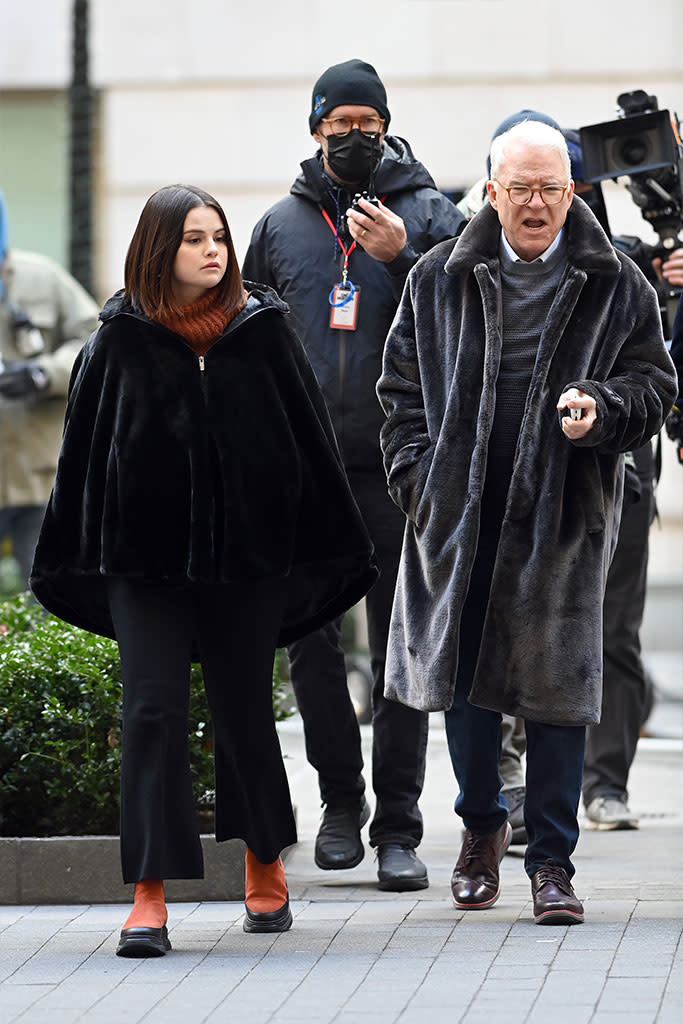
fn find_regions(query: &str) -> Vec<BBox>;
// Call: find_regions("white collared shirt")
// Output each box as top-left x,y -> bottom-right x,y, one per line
501,228 -> 565,264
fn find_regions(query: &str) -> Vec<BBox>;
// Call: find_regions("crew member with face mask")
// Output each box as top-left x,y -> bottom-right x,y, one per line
243,59 -> 465,892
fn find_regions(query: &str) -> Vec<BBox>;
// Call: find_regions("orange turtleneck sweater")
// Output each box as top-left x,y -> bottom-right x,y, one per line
155,288 -> 246,356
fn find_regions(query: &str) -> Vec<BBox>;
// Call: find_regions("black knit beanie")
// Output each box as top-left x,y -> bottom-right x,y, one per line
309,59 -> 391,133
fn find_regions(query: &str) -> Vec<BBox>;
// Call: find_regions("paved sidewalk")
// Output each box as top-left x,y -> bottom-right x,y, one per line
1,713 -> 681,1023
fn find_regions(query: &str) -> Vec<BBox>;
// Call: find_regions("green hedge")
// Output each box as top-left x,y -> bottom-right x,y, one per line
0,593 -> 292,837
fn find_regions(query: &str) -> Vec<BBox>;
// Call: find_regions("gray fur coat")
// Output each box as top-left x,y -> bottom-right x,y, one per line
376,198 -> 676,726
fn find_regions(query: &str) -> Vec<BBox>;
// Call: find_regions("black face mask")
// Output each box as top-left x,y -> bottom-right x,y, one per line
325,129 -> 381,185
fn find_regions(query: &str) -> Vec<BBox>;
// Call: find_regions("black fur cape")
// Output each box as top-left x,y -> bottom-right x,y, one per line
30,285 -> 378,645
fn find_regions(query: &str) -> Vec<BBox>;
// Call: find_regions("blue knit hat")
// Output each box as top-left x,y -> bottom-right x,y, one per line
486,109 -> 561,175
562,129 -> 584,181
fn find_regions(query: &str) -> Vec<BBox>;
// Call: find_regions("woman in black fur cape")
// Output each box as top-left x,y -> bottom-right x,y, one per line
30,185 -> 377,957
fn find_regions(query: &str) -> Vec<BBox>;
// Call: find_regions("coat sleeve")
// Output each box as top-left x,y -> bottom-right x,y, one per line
242,215 -> 279,291
37,262 -> 100,397
376,271 -> 434,524
385,193 -> 465,303
564,267 -> 677,453
669,295 -> 683,408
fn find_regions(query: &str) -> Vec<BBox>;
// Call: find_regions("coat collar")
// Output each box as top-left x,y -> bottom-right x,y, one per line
444,195 -> 621,277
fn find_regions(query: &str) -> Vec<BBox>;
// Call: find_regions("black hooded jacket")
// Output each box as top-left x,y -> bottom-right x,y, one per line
30,284 -> 378,646
242,136 -> 465,471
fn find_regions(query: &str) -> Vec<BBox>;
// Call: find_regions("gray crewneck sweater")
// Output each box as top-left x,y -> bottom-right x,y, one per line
489,236 -> 567,461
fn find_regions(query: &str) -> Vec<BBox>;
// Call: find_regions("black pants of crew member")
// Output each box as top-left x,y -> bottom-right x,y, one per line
108,577 -> 296,884
287,468 -> 429,849
582,442 -> 655,807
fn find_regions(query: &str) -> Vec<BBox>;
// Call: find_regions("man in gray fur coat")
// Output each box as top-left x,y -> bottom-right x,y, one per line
376,121 -> 676,925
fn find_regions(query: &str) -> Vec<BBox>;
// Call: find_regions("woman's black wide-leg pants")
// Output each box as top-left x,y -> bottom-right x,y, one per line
108,577 -> 296,884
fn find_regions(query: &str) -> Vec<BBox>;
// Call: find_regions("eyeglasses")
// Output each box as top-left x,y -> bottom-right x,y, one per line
495,182 -> 570,206
320,116 -> 385,138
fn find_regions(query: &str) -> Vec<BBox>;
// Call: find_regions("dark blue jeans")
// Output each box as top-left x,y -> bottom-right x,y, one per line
445,695 -> 585,878
287,468 -> 428,849
443,457 -> 585,879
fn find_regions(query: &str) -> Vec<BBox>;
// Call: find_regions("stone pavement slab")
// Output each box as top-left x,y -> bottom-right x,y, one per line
0,717 -> 681,1023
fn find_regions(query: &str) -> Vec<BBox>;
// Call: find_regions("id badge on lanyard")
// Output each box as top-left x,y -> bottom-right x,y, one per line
329,283 -> 360,330
322,208 -> 361,331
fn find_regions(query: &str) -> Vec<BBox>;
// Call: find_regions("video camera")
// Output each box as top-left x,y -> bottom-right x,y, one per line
580,90 -> 683,331
580,90 -> 683,250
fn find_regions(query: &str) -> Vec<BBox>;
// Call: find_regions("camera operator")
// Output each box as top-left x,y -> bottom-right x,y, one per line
0,188 -> 99,585
561,130 -> 682,829
666,295 -> 683,462
578,90 -> 683,336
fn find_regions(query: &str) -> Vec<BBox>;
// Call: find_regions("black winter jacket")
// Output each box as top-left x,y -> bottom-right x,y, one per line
242,137 -> 465,472
30,285 -> 378,646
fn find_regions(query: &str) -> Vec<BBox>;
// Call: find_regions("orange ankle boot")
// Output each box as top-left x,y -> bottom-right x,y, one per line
243,848 -> 292,933
116,879 -> 171,958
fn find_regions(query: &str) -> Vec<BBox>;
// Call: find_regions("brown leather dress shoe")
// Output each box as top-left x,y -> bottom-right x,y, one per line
531,862 -> 584,925
451,821 -> 511,910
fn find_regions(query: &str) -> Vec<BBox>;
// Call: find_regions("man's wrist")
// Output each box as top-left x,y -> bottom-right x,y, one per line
386,243 -> 419,276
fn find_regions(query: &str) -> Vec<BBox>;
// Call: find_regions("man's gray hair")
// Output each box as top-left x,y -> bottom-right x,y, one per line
489,120 -> 571,181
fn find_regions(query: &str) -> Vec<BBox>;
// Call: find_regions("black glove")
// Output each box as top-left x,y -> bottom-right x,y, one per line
0,361 -> 50,399
665,405 -> 683,464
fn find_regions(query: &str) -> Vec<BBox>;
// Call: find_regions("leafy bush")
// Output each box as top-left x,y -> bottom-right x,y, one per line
0,593 -> 292,837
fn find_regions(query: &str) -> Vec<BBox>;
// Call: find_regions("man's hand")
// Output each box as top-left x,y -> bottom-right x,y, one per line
557,387 -> 597,439
346,196 -> 408,263
0,361 -> 50,399
652,246 -> 683,288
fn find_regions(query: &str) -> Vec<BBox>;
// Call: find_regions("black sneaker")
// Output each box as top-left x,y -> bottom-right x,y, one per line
314,796 -> 371,870
585,796 -> 639,830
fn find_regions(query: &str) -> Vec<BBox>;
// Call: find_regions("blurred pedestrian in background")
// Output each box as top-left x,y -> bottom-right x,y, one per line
0,188 -> 99,586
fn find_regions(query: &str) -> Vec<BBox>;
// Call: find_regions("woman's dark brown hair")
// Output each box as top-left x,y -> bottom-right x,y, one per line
124,184 -> 244,318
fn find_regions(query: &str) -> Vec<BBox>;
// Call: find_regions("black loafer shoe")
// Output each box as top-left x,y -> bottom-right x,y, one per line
116,925 -> 171,958
314,796 -> 371,870
377,843 -> 429,891
531,862 -> 584,925
243,897 -> 293,933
